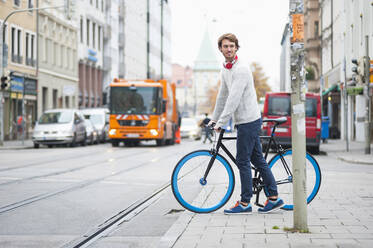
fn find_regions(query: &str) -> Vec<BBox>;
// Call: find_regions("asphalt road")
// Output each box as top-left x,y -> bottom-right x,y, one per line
1,138 -> 373,248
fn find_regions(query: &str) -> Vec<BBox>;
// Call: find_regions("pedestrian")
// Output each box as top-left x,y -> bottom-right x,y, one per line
208,33 -> 283,214
200,113 -> 213,144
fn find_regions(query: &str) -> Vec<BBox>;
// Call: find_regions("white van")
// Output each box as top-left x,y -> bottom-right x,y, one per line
80,108 -> 109,143
32,109 -> 87,148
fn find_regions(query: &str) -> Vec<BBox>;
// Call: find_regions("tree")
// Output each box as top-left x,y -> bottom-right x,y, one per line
251,62 -> 272,100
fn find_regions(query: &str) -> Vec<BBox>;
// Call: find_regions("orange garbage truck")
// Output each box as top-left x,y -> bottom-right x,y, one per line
108,79 -> 179,147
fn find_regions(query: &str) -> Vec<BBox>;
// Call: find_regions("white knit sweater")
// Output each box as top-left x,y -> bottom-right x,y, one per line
212,58 -> 261,128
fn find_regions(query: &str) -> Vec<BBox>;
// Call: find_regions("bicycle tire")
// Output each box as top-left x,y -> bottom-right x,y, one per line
268,149 -> 321,210
171,150 -> 235,213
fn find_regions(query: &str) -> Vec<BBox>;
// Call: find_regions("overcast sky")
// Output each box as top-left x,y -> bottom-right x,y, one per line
170,0 -> 289,91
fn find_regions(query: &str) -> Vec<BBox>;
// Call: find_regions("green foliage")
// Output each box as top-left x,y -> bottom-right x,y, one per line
306,66 -> 315,81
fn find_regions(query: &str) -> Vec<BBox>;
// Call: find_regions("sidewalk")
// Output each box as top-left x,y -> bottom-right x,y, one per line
321,139 -> 373,165
159,139 -> 373,248
0,139 -> 34,150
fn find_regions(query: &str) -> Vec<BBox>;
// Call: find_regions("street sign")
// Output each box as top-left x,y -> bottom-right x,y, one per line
291,14 -> 304,44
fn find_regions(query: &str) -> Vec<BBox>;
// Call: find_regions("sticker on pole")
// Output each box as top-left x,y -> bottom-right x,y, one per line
293,103 -> 305,115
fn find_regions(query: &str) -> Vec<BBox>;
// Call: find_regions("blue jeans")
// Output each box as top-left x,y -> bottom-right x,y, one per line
236,118 -> 278,203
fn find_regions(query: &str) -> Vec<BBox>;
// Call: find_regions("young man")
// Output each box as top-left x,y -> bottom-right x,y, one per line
209,33 -> 284,214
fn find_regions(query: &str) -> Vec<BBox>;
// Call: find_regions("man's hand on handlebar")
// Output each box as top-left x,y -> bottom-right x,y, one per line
207,120 -> 222,132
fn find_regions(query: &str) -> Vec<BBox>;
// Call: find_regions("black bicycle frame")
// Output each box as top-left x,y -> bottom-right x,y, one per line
202,121 -> 294,207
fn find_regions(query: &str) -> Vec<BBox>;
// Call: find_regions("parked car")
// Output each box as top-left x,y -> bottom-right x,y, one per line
32,109 -> 87,148
180,118 -> 201,140
84,118 -> 99,145
80,108 -> 109,143
261,92 -> 321,153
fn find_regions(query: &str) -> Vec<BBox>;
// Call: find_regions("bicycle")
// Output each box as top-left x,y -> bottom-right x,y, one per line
171,117 -> 321,213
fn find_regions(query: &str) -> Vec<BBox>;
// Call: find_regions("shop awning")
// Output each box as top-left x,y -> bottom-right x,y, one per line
322,84 -> 340,96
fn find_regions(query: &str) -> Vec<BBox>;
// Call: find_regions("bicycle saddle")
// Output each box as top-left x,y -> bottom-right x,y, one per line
262,117 -> 287,124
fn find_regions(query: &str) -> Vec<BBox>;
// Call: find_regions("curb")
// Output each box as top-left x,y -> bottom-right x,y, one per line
337,156 -> 373,165
157,211 -> 195,248
0,146 -> 33,150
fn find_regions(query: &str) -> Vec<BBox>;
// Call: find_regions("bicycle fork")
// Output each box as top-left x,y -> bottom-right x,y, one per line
200,130 -> 225,185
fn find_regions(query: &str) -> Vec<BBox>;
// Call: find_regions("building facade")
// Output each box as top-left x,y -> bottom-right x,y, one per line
77,0 -> 105,108
193,29 -> 220,116
304,0 -> 322,92
172,64 -> 193,117
37,0 -> 79,116
320,0 -> 373,142
1,0 -> 37,140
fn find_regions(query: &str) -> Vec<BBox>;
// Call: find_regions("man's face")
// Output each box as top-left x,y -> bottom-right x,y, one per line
219,39 -> 237,61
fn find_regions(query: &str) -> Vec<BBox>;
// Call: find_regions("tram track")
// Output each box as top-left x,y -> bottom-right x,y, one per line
0,150 -> 146,187
0,149 -> 103,172
0,143 -> 197,215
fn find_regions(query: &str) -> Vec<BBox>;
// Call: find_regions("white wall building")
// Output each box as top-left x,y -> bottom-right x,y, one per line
37,0 -> 79,115
76,0 -> 105,108
320,0 -> 373,142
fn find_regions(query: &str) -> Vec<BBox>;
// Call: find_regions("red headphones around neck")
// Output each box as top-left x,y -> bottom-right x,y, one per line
223,55 -> 238,69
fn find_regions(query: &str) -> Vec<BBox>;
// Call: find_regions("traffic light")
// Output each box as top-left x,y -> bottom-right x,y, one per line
1,71 -> 13,90
351,57 -> 366,84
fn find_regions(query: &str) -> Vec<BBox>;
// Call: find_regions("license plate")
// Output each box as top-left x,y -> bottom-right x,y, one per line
126,133 -> 139,138
275,128 -> 288,133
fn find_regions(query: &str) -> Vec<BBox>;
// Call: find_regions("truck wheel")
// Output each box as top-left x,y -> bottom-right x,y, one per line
112,141 -> 119,147
34,143 -> 40,149
156,139 -> 165,146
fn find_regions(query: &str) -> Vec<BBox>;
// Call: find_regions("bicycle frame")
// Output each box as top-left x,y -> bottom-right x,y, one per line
202,121 -> 294,207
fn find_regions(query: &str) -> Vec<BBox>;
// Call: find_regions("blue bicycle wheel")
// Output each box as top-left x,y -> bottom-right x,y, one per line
267,149 -> 321,210
171,150 -> 235,213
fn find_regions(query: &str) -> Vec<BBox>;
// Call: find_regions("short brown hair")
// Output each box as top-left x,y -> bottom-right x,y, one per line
218,33 -> 240,49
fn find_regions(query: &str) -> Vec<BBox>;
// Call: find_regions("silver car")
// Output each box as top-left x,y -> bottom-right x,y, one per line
32,109 -> 87,148
80,108 -> 109,143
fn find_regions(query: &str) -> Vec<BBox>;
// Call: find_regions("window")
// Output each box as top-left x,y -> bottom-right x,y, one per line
66,48 -> 70,69
25,33 -> 29,65
17,29 -> 21,62
31,34 -> 35,65
314,21 -> 319,38
28,0 -> 33,8
86,19 -> 90,46
61,45 -> 64,67
14,0 -> 21,7
96,0 -> 99,8
98,26 -> 101,51
92,22 -> 96,48
53,89 -> 58,109
11,27 -> 16,57
53,42 -> 57,65
80,17 -> 83,43
101,0 -> 104,12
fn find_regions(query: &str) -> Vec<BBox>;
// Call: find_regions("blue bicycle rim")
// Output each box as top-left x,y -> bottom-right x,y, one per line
172,150 -> 234,213
268,150 -> 321,210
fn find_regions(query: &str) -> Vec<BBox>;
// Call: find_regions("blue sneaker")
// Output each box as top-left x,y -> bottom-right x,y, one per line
224,201 -> 252,215
258,198 -> 284,213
